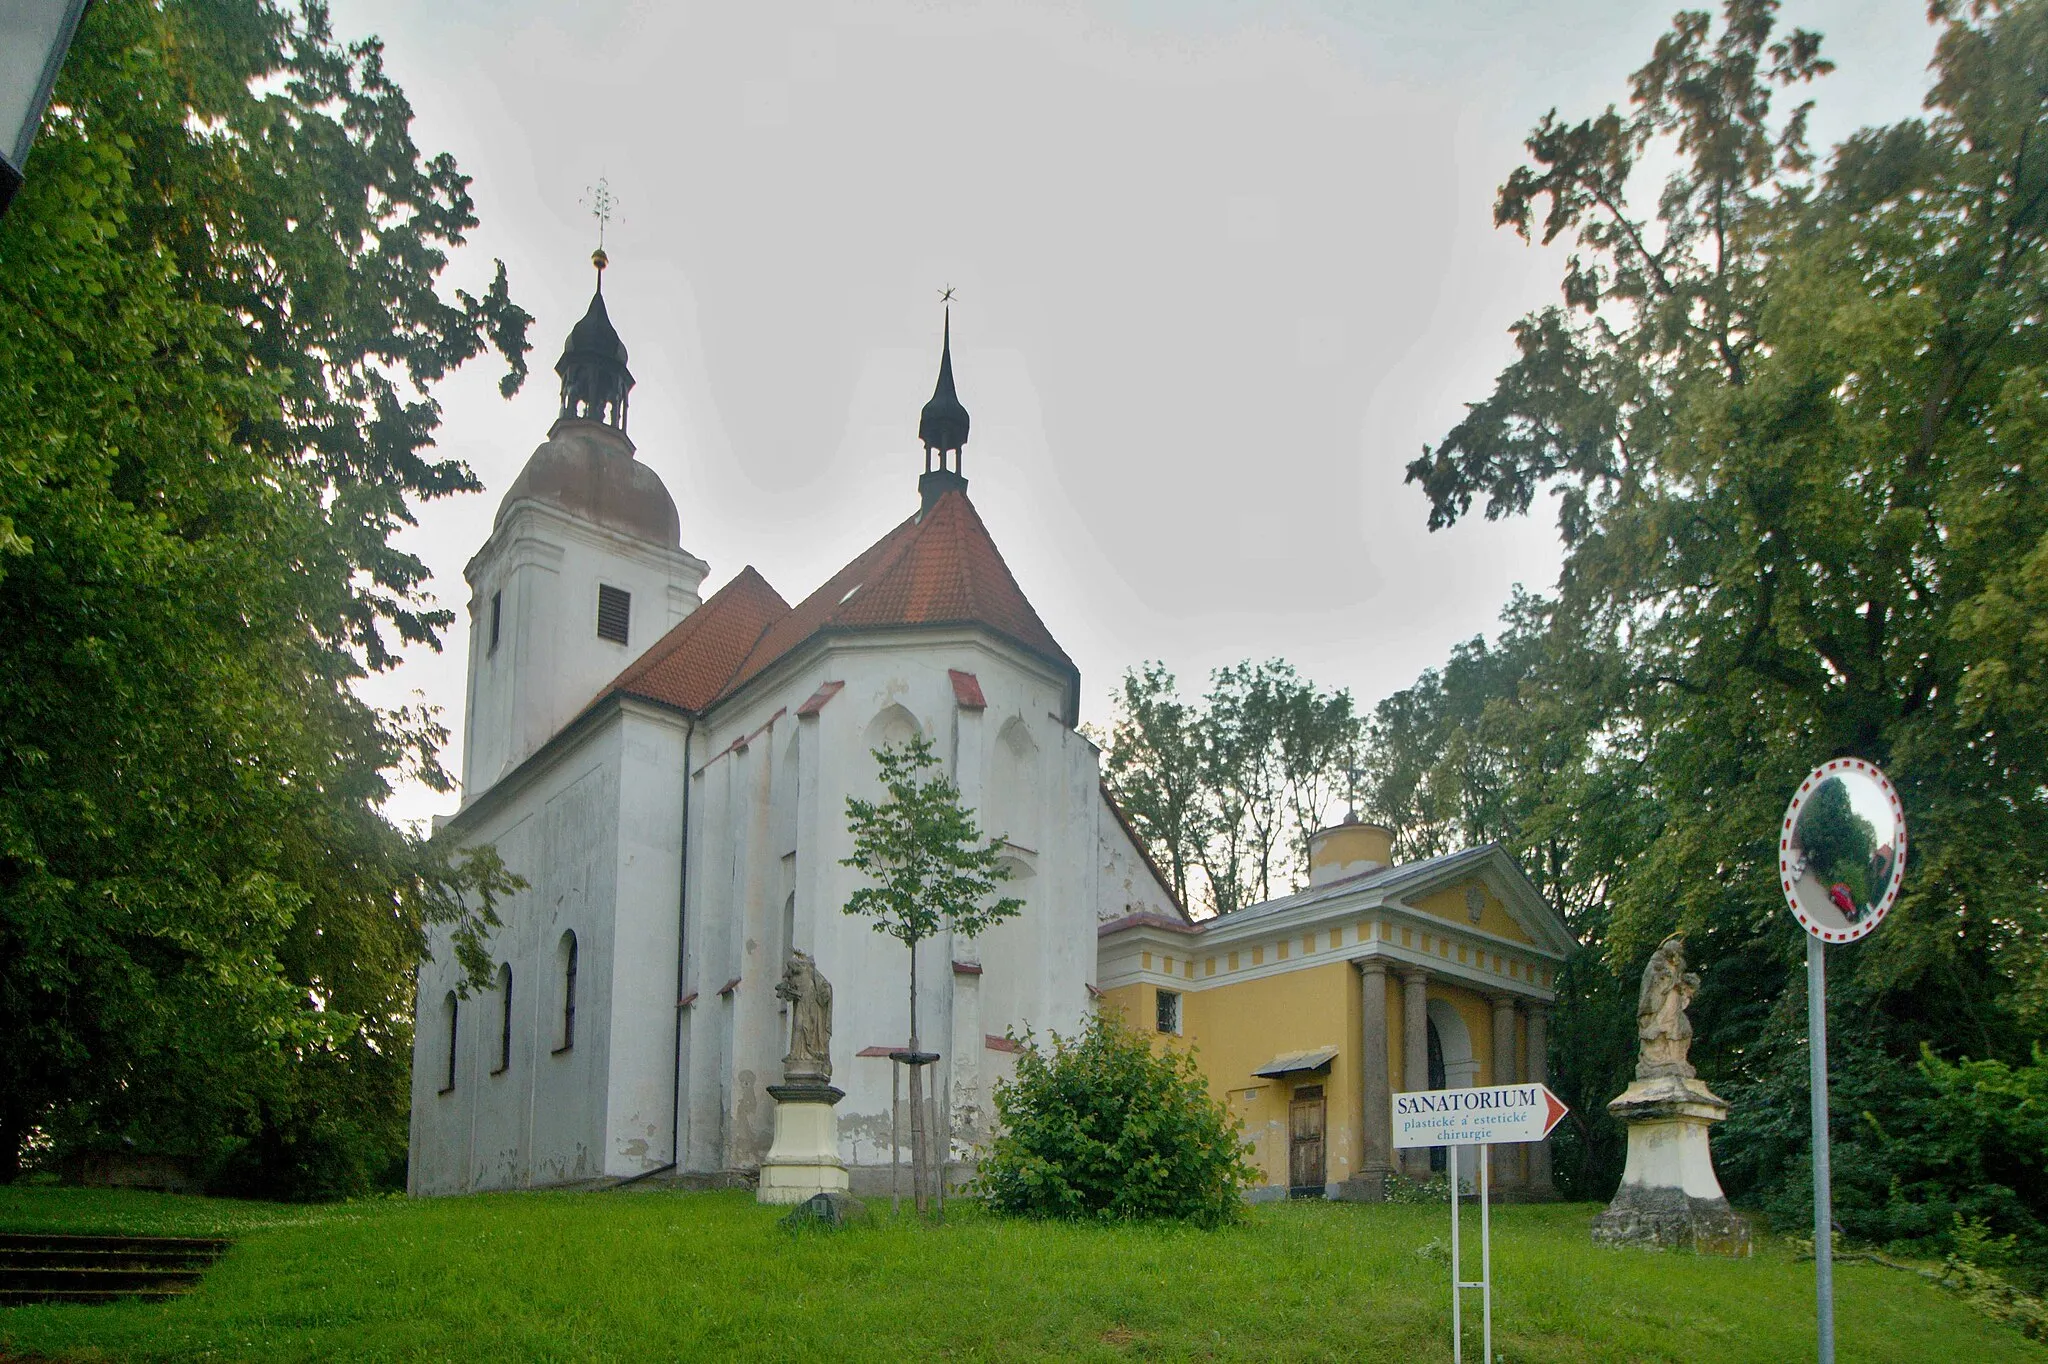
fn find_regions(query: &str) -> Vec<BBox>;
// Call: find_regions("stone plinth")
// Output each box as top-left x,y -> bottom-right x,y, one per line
757,1083 -> 850,1205
1591,1075 -> 1750,1256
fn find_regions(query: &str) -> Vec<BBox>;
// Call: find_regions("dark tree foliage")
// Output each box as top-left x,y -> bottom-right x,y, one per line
1393,0 -> 2048,1266
0,0 -> 526,1193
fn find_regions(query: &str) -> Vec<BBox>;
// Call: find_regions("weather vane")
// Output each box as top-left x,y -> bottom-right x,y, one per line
939,285 -> 956,305
583,176 -> 617,282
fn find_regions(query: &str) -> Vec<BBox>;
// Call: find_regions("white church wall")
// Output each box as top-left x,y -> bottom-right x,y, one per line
411,719 -> 629,1193
678,758 -> 728,1174
1096,789 -> 1183,924
464,810 -> 536,1192
730,724 -> 785,1167
604,703 -> 690,1175
664,628 -> 1098,1183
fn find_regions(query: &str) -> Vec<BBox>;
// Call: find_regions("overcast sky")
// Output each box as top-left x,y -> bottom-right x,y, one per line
336,0 -> 1942,828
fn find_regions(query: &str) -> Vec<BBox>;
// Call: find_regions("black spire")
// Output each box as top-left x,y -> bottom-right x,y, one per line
555,249 -> 634,432
917,306 -> 969,513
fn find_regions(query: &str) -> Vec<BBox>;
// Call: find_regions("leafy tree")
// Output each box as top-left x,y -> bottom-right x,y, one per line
1099,660 -> 1359,916
843,735 -> 1023,1211
1101,663 -> 1207,910
976,1011 -> 1255,1227
1202,662 -> 1289,907
1394,0 -> 2048,1254
1275,667 -> 1363,892
0,0 -> 526,1190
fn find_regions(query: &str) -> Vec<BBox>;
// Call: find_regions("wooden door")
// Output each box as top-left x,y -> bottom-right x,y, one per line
1289,1087 -> 1326,1197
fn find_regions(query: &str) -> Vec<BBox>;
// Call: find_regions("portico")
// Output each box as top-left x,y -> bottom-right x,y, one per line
1098,823 -> 1573,1200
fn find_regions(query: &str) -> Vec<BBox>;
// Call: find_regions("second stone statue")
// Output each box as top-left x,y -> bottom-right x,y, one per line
758,950 -> 853,1206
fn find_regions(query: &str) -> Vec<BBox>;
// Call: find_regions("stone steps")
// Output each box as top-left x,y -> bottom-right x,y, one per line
0,1234 -> 229,1306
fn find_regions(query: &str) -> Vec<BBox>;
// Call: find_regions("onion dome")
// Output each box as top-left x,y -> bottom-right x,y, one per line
555,249 -> 634,431
918,308 -> 970,456
917,307 -> 970,513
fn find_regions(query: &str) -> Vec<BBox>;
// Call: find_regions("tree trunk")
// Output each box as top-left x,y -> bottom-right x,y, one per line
907,939 -> 926,1214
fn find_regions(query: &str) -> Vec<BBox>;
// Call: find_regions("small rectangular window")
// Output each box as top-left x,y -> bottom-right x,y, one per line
489,591 -> 502,655
1156,989 -> 1181,1035
596,584 -> 631,644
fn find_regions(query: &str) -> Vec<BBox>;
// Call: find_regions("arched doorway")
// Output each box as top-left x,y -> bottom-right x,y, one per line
1424,999 -> 1478,1176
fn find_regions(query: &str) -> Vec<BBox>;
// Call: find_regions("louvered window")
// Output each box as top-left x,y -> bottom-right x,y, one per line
596,584 -> 631,644
488,591 -> 502,655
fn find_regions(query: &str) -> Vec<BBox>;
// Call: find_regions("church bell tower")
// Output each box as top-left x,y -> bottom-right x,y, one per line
458,251 -> 710,800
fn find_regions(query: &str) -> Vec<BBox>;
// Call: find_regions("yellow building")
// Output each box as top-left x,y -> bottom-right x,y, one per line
1096,822 -> 1574,1201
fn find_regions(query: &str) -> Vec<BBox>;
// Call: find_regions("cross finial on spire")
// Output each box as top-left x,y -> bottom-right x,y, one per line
584,177 -> 617,288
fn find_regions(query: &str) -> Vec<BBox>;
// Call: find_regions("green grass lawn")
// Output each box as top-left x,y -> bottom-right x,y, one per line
0,1186 -> 2038,1363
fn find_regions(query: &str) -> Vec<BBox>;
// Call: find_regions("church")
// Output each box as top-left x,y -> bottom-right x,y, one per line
407,258 -> 1180,1195
408,257 -> 1572,1201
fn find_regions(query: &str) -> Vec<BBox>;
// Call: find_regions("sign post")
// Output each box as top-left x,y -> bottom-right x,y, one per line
1778,757 -> 1908,1364
1393,1082 -> 1570,1364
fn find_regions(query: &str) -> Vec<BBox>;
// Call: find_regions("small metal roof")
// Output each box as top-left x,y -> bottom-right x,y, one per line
1252,1045 -> 1338,1079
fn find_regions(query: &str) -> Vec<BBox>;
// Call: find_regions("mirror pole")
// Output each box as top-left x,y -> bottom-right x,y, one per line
1809,933 -> 1834,1363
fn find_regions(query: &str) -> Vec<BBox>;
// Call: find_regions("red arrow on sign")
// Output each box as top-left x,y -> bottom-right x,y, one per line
1541,1086 -> 1569,1138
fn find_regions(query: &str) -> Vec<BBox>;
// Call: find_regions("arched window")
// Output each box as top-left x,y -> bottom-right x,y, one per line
493,963 -> 513,1075
991,716 -> 1040,851
439,990 -> 459,1094
863,704 -> 921,761
554,930 -> 578,1053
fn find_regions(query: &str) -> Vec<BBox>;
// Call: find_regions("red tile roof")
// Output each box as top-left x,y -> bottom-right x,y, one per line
717,488 -> 1074,702
948,669 -> 986,709
604,566 -> 790,713
596,488 -> 1075,719
795,680 -> 845,716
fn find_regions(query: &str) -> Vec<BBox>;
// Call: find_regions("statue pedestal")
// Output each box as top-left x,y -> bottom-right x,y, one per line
1591,1074 -> 1750,1256
757,1083 -> 850,1206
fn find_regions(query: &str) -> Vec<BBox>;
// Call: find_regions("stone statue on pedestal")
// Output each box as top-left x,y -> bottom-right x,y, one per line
776,950 -> 834,1085
1636,936 -> 1700,1079
1591,935 -> 1749,1255
758,950 -> 854,1208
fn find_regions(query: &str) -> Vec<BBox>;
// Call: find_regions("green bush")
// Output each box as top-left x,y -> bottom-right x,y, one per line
975,1013 -> 1255,1227
1720,1033 -> 2048,1288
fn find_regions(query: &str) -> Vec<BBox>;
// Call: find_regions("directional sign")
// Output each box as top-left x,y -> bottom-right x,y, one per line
1392,1083 -> 1569,1149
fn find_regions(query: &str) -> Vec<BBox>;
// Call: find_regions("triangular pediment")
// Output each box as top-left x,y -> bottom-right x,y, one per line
1382,844 -> 1576,959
